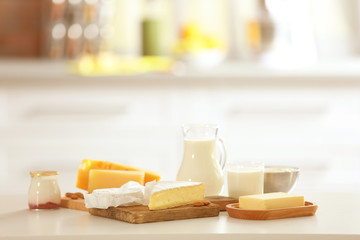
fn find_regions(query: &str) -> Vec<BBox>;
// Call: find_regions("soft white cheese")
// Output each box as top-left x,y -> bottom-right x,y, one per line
84,181 -> 145,209
84,180 -> 204,210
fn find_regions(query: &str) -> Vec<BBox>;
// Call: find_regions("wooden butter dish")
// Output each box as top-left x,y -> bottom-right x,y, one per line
226,201 -> 318,220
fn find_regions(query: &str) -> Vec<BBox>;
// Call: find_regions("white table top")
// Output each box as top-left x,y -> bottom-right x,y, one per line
1,191 -> 359,240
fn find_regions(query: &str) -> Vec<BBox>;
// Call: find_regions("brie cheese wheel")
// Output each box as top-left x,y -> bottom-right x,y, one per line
148,181 -> 205,210
84,181 -> 145,209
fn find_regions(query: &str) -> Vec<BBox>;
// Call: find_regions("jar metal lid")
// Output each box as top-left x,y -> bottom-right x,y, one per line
30,171 -> 59,177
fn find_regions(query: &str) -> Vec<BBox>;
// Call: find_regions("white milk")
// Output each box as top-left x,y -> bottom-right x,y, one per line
227,168 -> 264,198
176,139 -> 224,196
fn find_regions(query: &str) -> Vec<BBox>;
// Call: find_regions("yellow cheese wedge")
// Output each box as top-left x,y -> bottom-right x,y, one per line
88,170 -> 145,193
148,181 -> 205,210
76,159 -> 161,191
238,192 -> 305,210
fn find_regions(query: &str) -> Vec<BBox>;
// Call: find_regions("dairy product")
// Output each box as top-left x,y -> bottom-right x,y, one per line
85,181 -> 146,209
238,192 -> 305,210
28,171 -> 61,210
88,170 -> 145,193
148,181 -> 205,210
76,159 -> 161,191
227,168 -> 264,198
176,139 -> 224,196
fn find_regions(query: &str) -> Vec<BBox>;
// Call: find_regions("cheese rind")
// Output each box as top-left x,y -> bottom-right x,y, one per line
148,181 -> 205,210
85,181 -> 145,209
76,159 -> 161,191
88,170 -> 144,193
238,192 -> 305,210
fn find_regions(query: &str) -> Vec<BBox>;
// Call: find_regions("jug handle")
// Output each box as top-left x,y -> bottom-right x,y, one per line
217,138 -> 227,170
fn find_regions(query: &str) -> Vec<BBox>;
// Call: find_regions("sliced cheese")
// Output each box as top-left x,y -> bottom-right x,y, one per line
76,159 -> 161,191
148,181 -> 204,210
88,170 -> 145,193
238,192 -> 305,210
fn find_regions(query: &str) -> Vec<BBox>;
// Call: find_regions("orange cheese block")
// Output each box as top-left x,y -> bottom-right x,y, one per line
88,170 -> 145,193
76,159 -> 161,191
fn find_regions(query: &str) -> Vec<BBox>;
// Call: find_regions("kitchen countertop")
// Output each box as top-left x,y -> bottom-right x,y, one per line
2,59 -> 360,86
1,192 -> 359,240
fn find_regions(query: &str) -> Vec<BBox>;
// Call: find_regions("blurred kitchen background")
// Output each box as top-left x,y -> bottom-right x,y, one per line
1,0 -> 360,195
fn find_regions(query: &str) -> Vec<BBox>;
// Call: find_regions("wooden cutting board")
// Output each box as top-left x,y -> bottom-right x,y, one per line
60,196 -> 237,212
89,203 -> 220,224
61,197 -> 88,211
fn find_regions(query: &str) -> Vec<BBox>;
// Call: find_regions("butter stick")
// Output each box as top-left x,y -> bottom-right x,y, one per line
238,192 -> 305,210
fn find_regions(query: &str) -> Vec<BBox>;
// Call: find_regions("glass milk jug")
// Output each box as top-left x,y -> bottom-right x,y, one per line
176,124 -> 226,196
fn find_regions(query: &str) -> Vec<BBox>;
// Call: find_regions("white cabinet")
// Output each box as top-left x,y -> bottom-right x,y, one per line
1,84 -> 178,194
1,61 -> 360,194
216,87 -> 360,192
217,88 -> 329,164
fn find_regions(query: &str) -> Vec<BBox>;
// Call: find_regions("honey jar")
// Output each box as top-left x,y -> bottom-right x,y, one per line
28,171 -> 61,210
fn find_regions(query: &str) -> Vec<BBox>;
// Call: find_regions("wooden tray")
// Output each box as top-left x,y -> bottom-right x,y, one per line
226,201 -> 318,220
61,197 -> 88,211
89,203 -> 220,224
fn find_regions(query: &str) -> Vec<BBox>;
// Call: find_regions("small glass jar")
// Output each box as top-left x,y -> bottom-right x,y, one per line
28,171 -> 61,210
